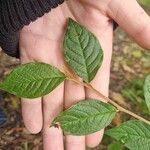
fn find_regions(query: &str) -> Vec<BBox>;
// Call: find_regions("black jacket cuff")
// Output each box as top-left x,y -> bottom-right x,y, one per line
0,0 -> 64,58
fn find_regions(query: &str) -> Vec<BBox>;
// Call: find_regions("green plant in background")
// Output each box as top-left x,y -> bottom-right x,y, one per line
121,78 -> 150,115
144,75 -> 150,111
0,18 -> 150,150
139,0 -> 150,6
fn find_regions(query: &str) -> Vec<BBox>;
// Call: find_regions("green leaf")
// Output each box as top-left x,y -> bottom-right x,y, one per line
64,18 -> 103,83
52,99 -> 117,135
107,143 -> 122,150
144,74 -> 150,111
106,120 -> 150,150
0,62 -> 66,98
139,0 -> 150,6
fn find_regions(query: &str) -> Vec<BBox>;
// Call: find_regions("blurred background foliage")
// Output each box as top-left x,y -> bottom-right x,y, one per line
139,0 -> 150,6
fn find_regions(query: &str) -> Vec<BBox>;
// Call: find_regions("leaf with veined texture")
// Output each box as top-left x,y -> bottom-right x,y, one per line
106,120 -> 150,150
144,74 -> 150,111
52,99 -> 117,135
0,62 -> 66,98
64,18 -> 103,83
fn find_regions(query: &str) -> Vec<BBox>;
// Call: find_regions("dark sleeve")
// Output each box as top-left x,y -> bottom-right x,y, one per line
0,0 -> 64,58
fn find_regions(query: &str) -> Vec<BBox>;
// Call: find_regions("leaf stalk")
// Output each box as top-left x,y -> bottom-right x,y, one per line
68,77 -> 150,125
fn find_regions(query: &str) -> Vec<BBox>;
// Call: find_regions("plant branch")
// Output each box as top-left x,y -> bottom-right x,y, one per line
67,77 -> 150,125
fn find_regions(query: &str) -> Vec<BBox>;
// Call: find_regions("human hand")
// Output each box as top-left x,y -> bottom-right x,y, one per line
19,0 -> 150,149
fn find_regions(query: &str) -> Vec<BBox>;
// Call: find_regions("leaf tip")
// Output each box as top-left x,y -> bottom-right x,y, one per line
68,17 -> 75,24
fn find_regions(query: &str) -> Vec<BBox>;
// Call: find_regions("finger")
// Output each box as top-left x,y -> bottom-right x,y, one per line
21,98 -> 43,134
108,0 -> 150,49
86,22 -> 113,147
86,130 -> 104,148
64,80 -> 85,150
19,26 -> 65,135
85,69 -> 110,147
43,83 -> 64,150
20,56 -> 43,134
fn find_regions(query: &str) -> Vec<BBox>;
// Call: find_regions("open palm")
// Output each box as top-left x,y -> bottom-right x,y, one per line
19,0 -> 150,149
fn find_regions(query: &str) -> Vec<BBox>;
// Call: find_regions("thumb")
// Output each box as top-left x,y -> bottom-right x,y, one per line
108,0 -> 150,49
